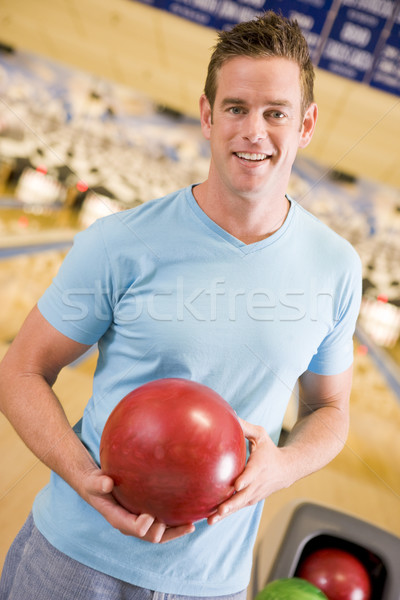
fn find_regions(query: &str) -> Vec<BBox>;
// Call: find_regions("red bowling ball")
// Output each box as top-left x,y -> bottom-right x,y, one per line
100,378 -> 247,526
297,547 -> 372,600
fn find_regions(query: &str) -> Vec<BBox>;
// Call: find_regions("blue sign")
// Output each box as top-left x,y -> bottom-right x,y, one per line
317,0 -> 388,83
273,0 -> 334,58
370,7 -> 400,95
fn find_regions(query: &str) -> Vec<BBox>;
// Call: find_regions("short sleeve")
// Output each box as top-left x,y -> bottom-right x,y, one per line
37,221 -> 114,345
307,249 -> 362,376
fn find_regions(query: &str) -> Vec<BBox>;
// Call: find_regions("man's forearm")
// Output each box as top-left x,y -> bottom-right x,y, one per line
279,403 -> 349,487
0,363 -> 97,497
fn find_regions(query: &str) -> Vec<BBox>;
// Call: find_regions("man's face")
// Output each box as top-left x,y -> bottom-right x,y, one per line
200,56 -> 317,202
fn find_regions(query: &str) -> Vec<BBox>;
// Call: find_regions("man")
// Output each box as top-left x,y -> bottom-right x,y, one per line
0,11 -> 361,600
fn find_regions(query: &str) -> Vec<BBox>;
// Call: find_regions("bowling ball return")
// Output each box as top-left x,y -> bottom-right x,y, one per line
252,502 -> 400,599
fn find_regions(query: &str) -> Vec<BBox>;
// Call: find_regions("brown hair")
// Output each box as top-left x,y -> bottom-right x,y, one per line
204,11 -> 315,118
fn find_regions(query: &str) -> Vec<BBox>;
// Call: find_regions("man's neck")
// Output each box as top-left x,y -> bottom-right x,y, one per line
192,181 -> 290,245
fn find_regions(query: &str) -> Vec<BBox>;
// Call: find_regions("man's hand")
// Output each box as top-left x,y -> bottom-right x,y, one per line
207,418 -> 287,525
208,367 -> 352,525
81,466 -> 195,543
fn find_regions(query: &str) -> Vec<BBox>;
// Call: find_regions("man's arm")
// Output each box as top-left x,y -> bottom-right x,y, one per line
208,366 -> 353,524
0,306 -> 194,542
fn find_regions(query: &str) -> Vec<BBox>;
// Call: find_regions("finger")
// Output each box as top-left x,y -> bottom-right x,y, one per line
142,520 -> 168,543
237,417 -> 261,440
234,470 -> 248,493
234,450 -> 262,491
116,513 -> 156,537
96,495 -> 194,542
131,513 -> 156,538
207,489 -> 247,525
91,492 -> 155,537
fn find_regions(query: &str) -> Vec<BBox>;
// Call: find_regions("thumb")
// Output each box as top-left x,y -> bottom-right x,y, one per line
100,475 -> 114,494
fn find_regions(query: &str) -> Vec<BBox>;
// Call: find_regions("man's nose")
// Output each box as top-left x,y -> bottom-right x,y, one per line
243,112 -> 267,144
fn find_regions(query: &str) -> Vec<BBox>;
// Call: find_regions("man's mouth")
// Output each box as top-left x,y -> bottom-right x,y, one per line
235,152 -> 270,162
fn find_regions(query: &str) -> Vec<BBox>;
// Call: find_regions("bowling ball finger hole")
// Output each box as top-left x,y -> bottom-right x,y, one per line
294,534 -> 386,600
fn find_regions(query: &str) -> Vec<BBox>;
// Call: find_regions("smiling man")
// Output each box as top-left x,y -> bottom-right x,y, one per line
196,54 -> 317,242
0,11 -> 361,600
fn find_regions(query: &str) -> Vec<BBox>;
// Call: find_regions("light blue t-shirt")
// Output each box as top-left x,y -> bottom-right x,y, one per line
34,186 -> 361,596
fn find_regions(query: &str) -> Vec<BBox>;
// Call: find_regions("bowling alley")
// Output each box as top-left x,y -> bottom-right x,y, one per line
0,1 -> 400,599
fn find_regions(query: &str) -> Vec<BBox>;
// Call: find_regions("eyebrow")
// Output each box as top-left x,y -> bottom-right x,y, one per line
220,97 -> 294,109
220,98 -> 245,106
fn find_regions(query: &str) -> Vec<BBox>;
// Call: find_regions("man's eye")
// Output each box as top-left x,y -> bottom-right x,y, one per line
270,111 -> 285,119
230,106 -> 243,114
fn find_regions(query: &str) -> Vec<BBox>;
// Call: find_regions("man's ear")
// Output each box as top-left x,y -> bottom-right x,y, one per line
299,102 -> 318,149
199,94 -> 212,140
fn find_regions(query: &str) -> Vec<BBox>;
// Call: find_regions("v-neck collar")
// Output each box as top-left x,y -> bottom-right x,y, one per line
186,186 -> 295,254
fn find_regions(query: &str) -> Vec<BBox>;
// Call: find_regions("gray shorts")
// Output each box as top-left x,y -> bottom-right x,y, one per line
0,513 -> 247,600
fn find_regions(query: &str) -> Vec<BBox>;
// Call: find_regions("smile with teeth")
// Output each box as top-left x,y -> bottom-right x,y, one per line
235,152 -> 270,161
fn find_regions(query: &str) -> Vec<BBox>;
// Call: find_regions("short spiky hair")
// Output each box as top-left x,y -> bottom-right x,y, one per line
204,11 -> 315,117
